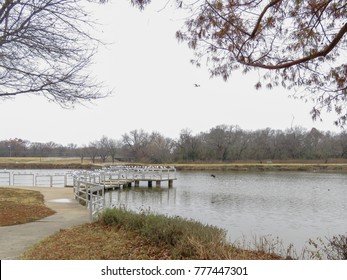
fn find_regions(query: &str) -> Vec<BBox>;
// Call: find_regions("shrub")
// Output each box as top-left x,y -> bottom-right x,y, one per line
98,207 -> 229,259
306,234 -> 347,260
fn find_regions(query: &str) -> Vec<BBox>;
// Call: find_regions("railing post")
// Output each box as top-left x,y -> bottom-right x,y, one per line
102,187 -> 105,209
89,191 -> 93,221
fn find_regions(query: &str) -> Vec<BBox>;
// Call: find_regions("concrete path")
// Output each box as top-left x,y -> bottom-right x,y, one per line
0,186 -> 90,260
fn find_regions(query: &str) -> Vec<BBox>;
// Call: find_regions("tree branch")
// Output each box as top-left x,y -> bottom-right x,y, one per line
240,22 -> 347,69
206,0 -> 252,37
250,0 -> 282,38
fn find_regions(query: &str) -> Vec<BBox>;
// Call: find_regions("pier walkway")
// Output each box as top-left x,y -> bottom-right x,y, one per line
73,165 -> 177,189
72,165 -> 177,220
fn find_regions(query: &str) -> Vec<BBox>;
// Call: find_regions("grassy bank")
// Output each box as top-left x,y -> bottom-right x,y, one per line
173,162 -> 347,172
21,207 -> 281,260
0,188 -> 55,226
0,157 -> 96,169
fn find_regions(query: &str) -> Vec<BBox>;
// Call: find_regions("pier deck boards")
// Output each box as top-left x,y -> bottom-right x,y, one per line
99,178 -> 175,190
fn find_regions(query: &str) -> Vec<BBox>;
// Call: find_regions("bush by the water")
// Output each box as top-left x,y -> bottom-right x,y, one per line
306,234 -> 347,260
99,208 -> 280,259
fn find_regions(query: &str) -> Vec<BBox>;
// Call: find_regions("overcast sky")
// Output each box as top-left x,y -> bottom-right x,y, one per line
0,1 -> 342,146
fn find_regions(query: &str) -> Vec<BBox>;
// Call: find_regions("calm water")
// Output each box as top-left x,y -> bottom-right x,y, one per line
3,169 -> 346,254
105,171 -> 347,253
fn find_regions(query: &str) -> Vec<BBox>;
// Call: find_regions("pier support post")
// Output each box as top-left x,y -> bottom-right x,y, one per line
168,180 -> 173,188
135,180 -> 139,187
148,181 -> 152,188
156,180 -> 161,188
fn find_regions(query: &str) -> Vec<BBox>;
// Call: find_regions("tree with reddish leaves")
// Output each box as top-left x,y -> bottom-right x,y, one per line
131,0 -> 347,126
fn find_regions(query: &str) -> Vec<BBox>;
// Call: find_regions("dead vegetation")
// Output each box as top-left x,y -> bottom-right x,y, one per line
0,188 -> 55,226
21,208 -> 281,260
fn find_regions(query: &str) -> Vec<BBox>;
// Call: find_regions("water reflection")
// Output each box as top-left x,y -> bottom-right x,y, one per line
105,187 -> 177,212
105,171 -> 347,254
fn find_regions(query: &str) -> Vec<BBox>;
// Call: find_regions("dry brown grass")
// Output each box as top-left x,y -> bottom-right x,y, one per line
21,223 -> 173,260
0,157 -> 84,164
0,188 -> 55,226
96,208 -> 282,260
0,157 -> 96,169
1,157 -> 347,172
182,235 -> 282,260
20,221 -> 281,260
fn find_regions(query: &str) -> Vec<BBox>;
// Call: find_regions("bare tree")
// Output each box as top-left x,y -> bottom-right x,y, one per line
122,129 -> 150,161
2,138 -> 28,157
206,125 -> 235,161
147,131 -> 174,163
0,0 -> 109,106
96,136 -> 109,163
175,128 -> 203,161
76,145 -> 88,163
87,141 -> 99,163
338,131 -> 347,158
107,138 -> 122,163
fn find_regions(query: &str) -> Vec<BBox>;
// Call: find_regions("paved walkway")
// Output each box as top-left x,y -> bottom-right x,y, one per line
0,186 -> 90,260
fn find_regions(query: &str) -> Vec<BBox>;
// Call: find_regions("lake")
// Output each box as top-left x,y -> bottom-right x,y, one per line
105,171 -> 347,255
2,168 -> 346,256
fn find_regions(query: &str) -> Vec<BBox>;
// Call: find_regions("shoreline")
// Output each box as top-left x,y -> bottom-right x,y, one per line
173,163 -> 347,172
1,162 -> 347,173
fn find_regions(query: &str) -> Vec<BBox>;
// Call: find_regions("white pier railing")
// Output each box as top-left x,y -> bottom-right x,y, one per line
0,170 -> 73,187
72,165 -> 177,220
73,179 -> 105,221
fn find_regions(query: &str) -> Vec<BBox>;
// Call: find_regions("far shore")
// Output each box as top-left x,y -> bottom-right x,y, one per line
1,157 -> 347,172
173,162 -> 347,172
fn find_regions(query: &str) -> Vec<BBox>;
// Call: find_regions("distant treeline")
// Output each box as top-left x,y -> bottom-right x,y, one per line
1,125 -> 347,163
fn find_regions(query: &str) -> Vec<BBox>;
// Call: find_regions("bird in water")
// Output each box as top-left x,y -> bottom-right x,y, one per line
210,174 -> 216,178
194,84 -> 200,87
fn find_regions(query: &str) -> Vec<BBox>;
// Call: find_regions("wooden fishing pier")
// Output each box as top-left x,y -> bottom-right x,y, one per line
73,165 -> 177,190
72,165 -> 177,220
